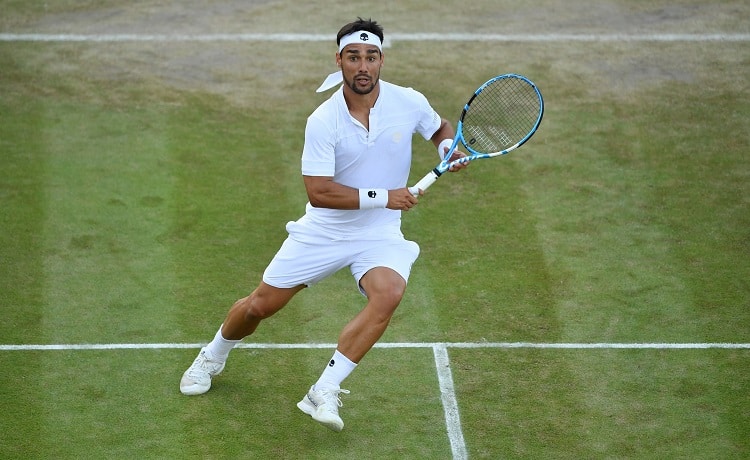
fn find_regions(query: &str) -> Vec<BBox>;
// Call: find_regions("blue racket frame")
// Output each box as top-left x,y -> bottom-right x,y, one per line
410,74 -> 544,194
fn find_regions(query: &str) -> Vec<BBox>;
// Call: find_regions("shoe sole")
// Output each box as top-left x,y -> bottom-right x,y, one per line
180,382 -> 211,396
296,398 -> 344,432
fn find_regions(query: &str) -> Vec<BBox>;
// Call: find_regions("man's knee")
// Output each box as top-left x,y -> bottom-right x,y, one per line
239,283 -> 303,320
361,268 -> 407,307
239,295 -> 276,320
376,282 -> 406,307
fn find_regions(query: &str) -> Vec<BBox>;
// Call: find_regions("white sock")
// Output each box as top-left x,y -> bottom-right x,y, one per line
314,349 -> 357,390
203,325 -> 240,362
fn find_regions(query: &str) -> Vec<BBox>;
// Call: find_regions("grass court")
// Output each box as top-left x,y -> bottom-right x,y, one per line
1,1 -> 749,458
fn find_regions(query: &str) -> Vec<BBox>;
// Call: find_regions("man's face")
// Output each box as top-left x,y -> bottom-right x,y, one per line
337,43 -> 383,95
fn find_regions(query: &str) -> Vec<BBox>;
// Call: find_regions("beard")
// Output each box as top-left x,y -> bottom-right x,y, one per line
344,73 -> 379,95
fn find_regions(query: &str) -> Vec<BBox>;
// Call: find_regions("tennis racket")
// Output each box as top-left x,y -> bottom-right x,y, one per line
409,74 -> 544,195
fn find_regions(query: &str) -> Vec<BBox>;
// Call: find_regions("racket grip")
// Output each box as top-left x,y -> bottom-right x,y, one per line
409,170 -> 440,196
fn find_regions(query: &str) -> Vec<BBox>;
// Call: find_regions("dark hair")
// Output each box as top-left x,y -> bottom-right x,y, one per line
336,17 -> 384,46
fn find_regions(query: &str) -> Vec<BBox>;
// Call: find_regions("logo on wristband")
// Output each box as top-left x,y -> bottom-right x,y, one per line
368,190 -> 377,198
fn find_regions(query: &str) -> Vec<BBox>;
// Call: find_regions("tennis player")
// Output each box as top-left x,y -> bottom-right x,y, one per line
180,17 -> 467,432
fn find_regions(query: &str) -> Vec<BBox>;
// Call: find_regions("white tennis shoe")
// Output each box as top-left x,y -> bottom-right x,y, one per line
297,385 -> 351,432
179,348 -> 226,395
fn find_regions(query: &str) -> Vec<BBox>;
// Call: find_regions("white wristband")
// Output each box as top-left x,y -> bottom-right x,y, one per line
358,188 -> 388,209
437,138 -> 453,160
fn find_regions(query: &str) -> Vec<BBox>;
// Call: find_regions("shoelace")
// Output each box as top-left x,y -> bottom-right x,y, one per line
320,388 -> 350,408
187,352 -> 219,379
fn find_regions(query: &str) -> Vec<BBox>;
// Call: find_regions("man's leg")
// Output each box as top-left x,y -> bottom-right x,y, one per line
221,282 -> 306,339
337,267 -> 406,362
297,267 -> 406,431
180,282 -> 304,395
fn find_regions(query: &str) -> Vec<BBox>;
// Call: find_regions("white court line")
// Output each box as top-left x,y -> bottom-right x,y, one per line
433,344 -> 468,460
0,33 -> 748,43
1,342 -> 748,350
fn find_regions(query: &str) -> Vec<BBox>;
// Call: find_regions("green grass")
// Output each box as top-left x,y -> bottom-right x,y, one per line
455,349 -> 750,458
2,348 -> 451,458
1,2 -> 749,458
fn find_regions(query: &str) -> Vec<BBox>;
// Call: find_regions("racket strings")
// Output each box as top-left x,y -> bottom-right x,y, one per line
462,77 -> 541,154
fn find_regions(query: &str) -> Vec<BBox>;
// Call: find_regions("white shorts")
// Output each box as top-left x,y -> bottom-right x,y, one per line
262,221 -> 420,295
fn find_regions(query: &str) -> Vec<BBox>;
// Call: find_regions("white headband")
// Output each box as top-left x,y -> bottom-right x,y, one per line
338,30 -> 382,53
316,30 -> 383,93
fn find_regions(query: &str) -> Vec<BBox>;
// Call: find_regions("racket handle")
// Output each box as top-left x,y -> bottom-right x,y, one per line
409,170 -> 440,196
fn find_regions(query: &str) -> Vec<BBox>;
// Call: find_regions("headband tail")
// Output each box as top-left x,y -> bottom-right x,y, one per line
316,70 -> 343,93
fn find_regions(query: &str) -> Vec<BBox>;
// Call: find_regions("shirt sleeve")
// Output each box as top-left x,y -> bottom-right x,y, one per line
415,90 -> 444,140
301,113 -> 336,177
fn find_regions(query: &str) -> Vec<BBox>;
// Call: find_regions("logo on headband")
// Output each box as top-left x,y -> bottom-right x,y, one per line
337,30 -> 382,53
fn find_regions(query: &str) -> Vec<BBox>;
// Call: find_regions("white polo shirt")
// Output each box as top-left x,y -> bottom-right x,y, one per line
297,80 -> 442,239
